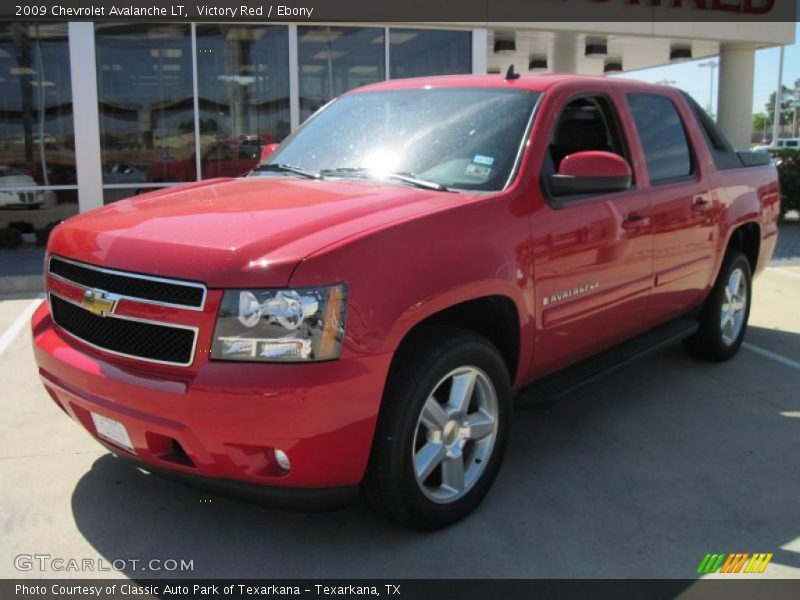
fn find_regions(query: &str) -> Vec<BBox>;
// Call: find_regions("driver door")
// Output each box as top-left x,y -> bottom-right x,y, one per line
531,93 -> 654,376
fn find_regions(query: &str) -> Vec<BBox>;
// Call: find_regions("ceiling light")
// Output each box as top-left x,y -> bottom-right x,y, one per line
390,32 -> 418,45
312,50 -> 346,60
585,42 -> 608,57
529,57 -> 548,72
670,45 -> 692,62
493,38 -> 516,55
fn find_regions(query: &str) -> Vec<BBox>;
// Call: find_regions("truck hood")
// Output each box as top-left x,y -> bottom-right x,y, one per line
48,177 -> 457,288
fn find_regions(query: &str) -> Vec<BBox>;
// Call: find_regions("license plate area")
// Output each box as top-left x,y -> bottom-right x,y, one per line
90,412 -> 135,454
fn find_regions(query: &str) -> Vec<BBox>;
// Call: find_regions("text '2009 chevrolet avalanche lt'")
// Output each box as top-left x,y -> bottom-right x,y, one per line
32,74 -> 780,529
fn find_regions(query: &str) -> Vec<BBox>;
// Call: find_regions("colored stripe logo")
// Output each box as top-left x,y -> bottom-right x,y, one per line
697,552 -> 773,574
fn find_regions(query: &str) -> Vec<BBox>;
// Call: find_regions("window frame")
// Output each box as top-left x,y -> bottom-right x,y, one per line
626,92 -> 699,187
682,92 -> 742,170
539,92 -> 636,208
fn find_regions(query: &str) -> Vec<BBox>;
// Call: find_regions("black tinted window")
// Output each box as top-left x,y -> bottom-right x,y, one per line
628,94 -> 693,184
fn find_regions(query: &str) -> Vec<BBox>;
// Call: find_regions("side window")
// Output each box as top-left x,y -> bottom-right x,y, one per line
542,95 -> 630,197
627,94 -> 693,184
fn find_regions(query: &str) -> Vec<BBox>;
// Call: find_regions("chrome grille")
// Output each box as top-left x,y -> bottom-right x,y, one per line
49,293 -> 197,367
48,255 -> 206,310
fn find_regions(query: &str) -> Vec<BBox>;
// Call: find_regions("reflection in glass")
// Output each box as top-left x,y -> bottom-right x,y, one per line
390,29 -> 471,79
96,24 -> 195,184
298,26 -> 384,122
265,88 -> 539,192
0,23 -> 76,198
196,25 -> 290,179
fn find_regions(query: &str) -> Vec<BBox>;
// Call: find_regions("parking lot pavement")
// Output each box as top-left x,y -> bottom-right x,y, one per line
1,269 -> 799,582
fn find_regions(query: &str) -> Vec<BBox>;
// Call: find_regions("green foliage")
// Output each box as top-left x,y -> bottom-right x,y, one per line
35,220 -> 62,247
752,112 -> 767,131
769,148 -> 800,215
0,227 -> 23,249
765,81 -> 798,127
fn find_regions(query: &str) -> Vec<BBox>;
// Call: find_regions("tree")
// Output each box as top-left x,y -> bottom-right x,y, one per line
765,80 -> 799,127
752,112 -> 769,141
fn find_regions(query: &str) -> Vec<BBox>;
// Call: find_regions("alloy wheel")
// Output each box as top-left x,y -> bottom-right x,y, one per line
720,266 -> 748,346
412,366 -> 499,504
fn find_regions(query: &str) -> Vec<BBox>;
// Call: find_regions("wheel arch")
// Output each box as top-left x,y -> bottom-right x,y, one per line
388,292 -> 526,386
723,220 -> 761,275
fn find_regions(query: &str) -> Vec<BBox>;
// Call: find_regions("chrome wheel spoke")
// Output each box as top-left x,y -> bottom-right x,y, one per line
420,396 -> 448,432
414,442 -> 446,481
467,410 -> 495,440
729,271 -> 742,298
448,371 -> 477,413
441,455 -> 466,493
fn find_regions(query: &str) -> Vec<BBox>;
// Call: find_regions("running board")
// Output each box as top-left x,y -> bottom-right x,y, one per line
515,317 -> 699,405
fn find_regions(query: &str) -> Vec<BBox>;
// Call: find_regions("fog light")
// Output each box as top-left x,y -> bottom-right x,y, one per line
274,448 -> 291,472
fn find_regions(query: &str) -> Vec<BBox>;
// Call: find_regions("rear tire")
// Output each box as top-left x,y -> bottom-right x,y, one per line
684,250 -> 752,361
363,326 -> 512,530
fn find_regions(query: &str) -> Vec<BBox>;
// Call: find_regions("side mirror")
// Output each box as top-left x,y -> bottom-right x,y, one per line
259,143 -> 279,162
549,151 -> 632,197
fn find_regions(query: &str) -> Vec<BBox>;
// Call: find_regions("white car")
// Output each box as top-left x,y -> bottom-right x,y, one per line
0,167 -> 57,209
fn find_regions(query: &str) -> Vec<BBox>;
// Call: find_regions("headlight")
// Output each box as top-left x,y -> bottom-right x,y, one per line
211,284 -> 347,362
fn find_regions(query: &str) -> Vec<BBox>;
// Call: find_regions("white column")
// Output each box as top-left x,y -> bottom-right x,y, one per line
551,32 -> 578,73
68,22 -> 103,213
471,28 -> 488,74
288,24 -> 300,131
717,43 -> 756,150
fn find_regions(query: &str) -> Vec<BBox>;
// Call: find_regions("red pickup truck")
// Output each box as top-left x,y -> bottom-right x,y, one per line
32,74 -> 780,529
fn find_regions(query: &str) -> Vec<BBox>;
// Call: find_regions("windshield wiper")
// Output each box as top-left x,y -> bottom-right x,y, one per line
252,163 -> 320,179
318,167 -> 450,192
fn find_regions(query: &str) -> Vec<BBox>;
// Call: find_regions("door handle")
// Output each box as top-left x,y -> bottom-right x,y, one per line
692,197 -> 710,210
622,214 -> 650,230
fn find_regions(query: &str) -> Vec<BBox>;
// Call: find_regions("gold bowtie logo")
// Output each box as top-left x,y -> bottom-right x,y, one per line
81,290 -> 117,317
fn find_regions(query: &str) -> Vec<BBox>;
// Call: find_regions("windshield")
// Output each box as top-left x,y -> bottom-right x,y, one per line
255,88 -> 540,192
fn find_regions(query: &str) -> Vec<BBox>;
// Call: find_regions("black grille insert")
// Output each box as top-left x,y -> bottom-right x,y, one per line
49,256 -> 205,309
50,294 -> 196,365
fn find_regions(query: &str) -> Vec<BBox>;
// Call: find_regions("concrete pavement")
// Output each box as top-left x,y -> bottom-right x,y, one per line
1,269 -> 799,580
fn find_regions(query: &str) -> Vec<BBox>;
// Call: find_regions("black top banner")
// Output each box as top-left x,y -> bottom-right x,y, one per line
0,0 -> 797,22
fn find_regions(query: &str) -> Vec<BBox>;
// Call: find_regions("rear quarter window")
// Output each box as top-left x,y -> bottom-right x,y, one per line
627,93 -> 693,184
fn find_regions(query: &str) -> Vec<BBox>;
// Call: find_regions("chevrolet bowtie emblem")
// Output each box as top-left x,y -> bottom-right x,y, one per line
81,290 -> 117,317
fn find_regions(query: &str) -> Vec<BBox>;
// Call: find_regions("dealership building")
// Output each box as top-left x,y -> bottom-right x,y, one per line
0,13 -> 795,223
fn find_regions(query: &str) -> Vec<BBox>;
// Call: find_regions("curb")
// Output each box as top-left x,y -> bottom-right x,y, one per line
0,275 -> 43,296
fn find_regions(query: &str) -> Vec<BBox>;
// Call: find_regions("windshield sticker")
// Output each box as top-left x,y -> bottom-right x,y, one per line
465,163 -> 492,180
472,154 -> 495,166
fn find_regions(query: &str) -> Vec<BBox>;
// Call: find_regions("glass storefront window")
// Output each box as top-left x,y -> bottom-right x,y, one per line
195,25 -> 289,180
298,26 -> 385,122
96,23 -> 195,185
0,22 -> 76,219
390,29 -> 471,79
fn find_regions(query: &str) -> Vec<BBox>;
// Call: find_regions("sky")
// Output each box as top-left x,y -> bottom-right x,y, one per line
621,22 -> 800,117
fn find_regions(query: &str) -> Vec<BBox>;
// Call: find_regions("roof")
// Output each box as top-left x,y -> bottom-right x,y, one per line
350,73 -> 673,95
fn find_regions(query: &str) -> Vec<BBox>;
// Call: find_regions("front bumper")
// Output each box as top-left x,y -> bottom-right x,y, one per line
31,301 -> 393,493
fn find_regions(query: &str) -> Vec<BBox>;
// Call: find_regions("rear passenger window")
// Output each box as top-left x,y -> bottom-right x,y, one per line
627,94 -> 693,184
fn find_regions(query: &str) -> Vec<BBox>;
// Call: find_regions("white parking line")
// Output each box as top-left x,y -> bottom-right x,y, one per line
0,299 -> 42,358
743,342 -> 800,371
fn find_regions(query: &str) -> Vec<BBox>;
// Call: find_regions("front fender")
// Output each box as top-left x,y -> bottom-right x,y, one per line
289,195 -> 535,387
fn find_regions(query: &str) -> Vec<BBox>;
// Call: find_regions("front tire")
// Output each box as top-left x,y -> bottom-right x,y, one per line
363,326 -> 512,530
684,250 -> 752,361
